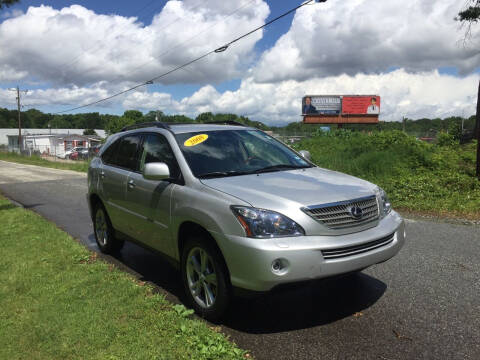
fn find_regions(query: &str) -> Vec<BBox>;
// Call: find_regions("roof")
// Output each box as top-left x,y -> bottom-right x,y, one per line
120,122 -> 252,135
7,133 -> 95,140
167,124 -> 251,134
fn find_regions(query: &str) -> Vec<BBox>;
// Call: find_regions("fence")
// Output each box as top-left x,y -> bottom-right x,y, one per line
4,144 -> 100,162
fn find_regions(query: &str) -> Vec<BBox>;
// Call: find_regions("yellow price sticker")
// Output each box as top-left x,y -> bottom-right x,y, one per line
184,134 -> 208,147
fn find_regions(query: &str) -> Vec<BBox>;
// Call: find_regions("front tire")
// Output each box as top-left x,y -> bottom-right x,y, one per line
93,202 -> 124,254
181,236 -> 230,321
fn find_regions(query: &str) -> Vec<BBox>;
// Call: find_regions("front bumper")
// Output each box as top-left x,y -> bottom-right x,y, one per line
214,211 -> 405,292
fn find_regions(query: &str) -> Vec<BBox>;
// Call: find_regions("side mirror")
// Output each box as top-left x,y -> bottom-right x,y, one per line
299,150 -> 311,161
143,162 -> 170,181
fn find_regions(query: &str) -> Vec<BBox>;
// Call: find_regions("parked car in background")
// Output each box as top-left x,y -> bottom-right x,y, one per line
78,148 -> 90,160
63,146 -> 88,159
89,144 -> 102,157
69,151 -> 79,160
87,122 -> 405,320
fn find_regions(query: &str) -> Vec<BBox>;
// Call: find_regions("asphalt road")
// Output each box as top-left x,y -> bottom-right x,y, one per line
1,160 -> 479,360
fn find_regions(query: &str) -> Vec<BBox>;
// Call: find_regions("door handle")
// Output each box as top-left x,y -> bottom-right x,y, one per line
127,180 -> 136,189
100,171 -> 105,179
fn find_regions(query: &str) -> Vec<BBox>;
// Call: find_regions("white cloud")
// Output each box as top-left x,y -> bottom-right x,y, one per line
253,0 -> 480,83
122,69 -> 479,125
0,1 -> 269,86
0,83 -> 111,108
122,91 -> 176,110
1,69 -> 476,125
0,64 -> 28,82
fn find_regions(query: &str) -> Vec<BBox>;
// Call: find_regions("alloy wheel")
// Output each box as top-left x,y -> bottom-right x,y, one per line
95,208 -> 108,246
186,247 -> 218,309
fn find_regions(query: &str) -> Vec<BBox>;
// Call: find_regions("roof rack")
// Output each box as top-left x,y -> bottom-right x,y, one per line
120,120 -> 247,132
120,122 -> 171,132
205,120 -> 246,126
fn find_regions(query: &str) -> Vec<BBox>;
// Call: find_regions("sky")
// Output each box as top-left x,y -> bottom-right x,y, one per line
0,0 -> 479,126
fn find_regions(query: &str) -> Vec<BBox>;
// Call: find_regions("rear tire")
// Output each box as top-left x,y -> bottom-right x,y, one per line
181,236 -> 230,321
93,202 -> 124,254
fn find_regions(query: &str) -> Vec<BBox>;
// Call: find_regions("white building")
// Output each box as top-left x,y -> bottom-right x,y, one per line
0,128 -> 106,146
7,133 -> 102,158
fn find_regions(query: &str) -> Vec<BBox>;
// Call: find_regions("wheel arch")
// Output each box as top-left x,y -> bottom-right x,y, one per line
88,193 -> 103,220
177,221 -> 232,286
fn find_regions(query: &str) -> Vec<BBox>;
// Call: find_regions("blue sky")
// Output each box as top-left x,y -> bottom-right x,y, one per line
0,0 -> 478,125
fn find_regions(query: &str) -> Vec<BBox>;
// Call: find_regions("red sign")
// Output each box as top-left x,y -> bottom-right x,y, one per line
342,96 -> 381,115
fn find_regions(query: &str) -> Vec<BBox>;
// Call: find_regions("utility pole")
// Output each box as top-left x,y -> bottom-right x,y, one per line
8,86 -> 28,152
475,80 -> 480,180
402,117 -> 406,133
16,86 -> 21,152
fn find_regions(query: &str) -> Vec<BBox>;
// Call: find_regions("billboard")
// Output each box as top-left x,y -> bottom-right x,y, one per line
342,96 -> 381,115
302,96 -> 341,115
302,95 -> 381,116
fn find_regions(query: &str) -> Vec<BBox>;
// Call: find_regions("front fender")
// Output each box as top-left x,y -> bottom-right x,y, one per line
170,184 -> 249,260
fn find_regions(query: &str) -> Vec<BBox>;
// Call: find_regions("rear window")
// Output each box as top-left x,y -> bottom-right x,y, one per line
102,135 -> 141,171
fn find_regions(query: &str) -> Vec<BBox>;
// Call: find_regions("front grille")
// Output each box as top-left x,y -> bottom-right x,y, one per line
321,233 -> 395,259
302,195 -> 379,229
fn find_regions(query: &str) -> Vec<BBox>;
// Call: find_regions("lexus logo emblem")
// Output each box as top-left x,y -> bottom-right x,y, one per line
349,205 -> 363,220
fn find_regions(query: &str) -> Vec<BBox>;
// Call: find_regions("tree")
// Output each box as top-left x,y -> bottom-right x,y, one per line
105,116 -> 134,135
0,0 -> 20,9
456,0 -> 480,42
196,112 -> 214,123
83,129 -> 97,136
144,110 -> 164,122
457,1 -> 480,179
123,110 -> 143,123
457,1 -> 480,22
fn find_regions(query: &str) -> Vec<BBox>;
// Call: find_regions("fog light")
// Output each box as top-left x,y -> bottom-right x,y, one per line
271,258 -> 289,275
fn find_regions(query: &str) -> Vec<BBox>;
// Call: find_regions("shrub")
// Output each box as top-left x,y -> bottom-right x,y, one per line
437,131 -> 457,146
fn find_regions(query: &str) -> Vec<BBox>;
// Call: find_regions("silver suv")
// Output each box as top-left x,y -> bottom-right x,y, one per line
87,122 -> 405,320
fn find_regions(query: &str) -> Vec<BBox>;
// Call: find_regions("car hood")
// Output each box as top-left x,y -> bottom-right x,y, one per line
200,166 -> 377,210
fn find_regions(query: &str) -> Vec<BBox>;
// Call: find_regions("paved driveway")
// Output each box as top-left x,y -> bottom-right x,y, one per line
0,160 -> 479,359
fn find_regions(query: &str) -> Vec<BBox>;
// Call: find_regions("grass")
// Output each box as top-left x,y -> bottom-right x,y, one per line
294,130 -> 480,219
0,151 -> 89,172
0,195 -> 246,360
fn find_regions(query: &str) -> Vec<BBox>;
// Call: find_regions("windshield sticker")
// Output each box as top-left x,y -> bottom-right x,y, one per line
184,134 -> 208,147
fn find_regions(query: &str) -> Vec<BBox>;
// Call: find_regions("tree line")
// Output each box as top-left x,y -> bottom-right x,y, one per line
271,115 -> 478,138
0,108 -> 268,135
0,107 -> 476,138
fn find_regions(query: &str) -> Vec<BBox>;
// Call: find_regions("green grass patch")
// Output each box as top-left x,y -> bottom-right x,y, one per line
294,130 -> 480,219
0,152 -> 88,172
0,196 -> 246,360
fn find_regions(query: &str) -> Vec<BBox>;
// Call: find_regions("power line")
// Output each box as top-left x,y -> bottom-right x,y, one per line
55,0 -> 319,114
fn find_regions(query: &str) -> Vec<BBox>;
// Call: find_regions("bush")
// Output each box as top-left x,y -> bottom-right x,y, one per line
437,131 -> 457,146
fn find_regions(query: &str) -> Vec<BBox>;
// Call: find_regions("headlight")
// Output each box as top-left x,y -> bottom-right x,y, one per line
231,206 -> 305,238
376,187 -> 392,218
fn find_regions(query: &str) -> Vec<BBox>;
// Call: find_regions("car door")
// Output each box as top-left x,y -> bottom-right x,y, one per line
124,132 -> 181,257
100,134 -> 141,236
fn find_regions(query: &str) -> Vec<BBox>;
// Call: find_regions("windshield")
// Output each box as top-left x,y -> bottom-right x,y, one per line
175,130 -> 312,178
